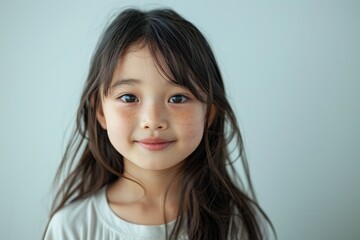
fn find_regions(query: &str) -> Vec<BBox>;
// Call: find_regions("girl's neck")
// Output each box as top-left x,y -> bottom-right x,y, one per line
106,159 -> 183,225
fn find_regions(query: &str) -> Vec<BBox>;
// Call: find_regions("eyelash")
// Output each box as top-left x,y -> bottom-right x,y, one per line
118,94 -> 138,103
168,94 -> 188,103
118,94 -> 189,104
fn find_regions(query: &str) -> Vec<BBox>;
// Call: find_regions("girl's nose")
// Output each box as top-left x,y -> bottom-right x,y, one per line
140,102 -> 168,130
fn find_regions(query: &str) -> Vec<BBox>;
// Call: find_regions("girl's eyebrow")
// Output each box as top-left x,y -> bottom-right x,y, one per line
111,78 -> 142,88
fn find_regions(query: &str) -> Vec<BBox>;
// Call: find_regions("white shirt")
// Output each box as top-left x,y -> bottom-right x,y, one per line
44,187 -> 187,240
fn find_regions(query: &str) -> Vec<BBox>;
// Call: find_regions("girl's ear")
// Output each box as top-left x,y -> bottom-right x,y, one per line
207,104 -> 217,128
94,97 -> 107,129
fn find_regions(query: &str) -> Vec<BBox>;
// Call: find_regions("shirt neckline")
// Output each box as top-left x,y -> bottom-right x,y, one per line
93,186 -> 179,239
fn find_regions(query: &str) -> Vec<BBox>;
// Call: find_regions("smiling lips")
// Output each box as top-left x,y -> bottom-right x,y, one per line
136,138 -> 174,151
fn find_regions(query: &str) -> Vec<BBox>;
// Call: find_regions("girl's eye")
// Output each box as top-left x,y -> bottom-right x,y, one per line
169,94 -> 188,104
119,94 -> 138,103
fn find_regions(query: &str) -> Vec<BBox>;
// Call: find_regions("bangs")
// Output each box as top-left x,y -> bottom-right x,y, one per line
97,9 -> 210,103
145,36 -> 207,103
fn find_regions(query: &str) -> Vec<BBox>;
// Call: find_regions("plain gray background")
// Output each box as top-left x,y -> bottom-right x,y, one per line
1,0 -> 359,239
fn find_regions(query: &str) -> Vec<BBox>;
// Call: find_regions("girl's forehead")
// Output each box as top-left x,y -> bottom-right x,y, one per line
117,46 -> 153,68
104,43 -> 206,102
113,44 -> 172,81
121,44 -> 152,59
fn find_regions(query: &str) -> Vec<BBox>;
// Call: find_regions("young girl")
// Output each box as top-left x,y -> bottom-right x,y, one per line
44,8 -> 275,240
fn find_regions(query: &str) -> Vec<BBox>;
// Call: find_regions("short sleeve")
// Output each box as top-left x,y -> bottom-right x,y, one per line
43,210 -> 77,240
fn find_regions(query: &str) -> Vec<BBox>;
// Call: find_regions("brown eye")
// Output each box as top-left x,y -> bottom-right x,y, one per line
169,94 -> 188,103
119,94 -> 138,103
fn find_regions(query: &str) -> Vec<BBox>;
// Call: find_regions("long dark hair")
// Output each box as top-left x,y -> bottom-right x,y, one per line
48,8 -> 275,240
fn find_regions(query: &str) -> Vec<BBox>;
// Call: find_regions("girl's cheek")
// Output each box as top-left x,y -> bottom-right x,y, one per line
184,126 -> 203,140
171,106 -> 206,126
103,104 -> 137,129
117,107 -> 137,119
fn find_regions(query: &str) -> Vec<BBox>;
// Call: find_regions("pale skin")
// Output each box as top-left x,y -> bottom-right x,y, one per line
96,45 -> 214,225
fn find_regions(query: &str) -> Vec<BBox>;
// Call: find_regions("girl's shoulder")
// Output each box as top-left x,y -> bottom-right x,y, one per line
43,188 -> 107,239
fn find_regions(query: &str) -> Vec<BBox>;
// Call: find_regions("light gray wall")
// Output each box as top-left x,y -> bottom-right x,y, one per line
1,0 -> 359,239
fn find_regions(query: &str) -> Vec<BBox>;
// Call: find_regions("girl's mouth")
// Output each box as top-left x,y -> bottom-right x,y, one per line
135,138 -> 174,151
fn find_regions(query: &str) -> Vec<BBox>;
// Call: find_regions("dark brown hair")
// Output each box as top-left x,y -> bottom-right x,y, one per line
48,8 -> 275,240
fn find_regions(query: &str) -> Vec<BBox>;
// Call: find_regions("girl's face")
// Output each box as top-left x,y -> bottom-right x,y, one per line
96,45 -> 207,172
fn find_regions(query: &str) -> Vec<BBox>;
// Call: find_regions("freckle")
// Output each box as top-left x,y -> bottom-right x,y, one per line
119,109 -> 136,118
